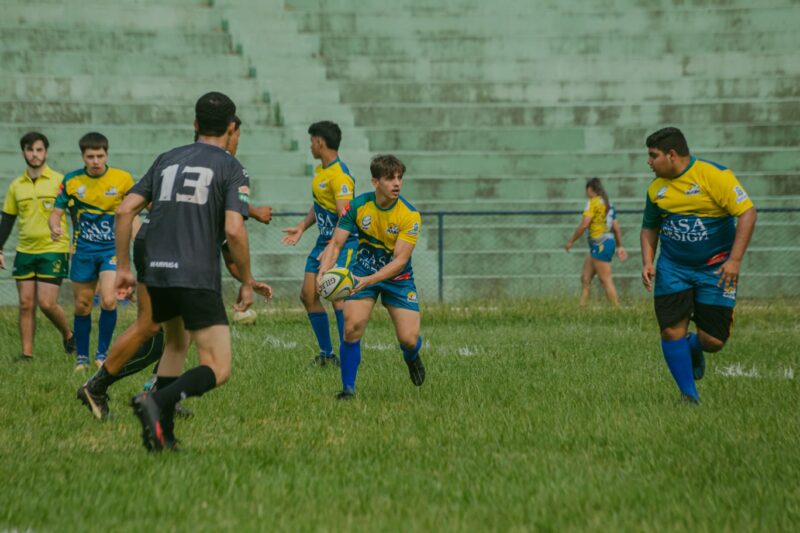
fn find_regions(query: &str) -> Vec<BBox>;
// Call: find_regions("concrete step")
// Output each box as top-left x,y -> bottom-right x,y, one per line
0,100 -> 275,126
0,51 -> 249,77
0,124 -> 295,153
338,77 -> 800,104
351,100 -> 800,128
323,54 -> 800,82
317,31 -> 800,59
0,28 -> 233,54
294,7 -> 800,34
365,124 -> 800,152
397,171 -> 800,200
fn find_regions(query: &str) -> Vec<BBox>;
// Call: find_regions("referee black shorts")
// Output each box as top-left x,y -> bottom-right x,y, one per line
147,286 -> 228,331
654,289 -> 734,342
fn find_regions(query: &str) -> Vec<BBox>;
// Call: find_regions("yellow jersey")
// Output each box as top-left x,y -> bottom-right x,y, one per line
582,196 -> 616,241
2,165 -> 69,253
311,158 -> 355,245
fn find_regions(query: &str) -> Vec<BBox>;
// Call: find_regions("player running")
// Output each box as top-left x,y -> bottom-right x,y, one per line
640,127 -> 757,403
0,132 -> 74,360
116,92 -> 257,450
565,177 -> 627,307
317,154 -> 425,400
48,133 -> 134,371
281,121 -> 357,366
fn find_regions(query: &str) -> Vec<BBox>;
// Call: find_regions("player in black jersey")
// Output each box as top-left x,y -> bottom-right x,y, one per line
115,92 -> 258,451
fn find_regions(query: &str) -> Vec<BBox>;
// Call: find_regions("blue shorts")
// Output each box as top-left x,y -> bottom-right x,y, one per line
589,237 -> 615,263
70,251 -> 117,283
304,240 -> 358,273
348,275 -> 419,312
655,256 -> 736,308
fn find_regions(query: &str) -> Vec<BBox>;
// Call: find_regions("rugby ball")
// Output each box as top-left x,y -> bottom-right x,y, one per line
232,308 -> 258,325
319,268 -> 355,301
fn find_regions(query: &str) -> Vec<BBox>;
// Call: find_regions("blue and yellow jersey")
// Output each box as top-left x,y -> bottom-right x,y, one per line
338,192 -> 421,278
55,166 -> 134,254
582,196 -> 616,241
3,165 -> 69,254
312,158 -> 356,245
642,157 -> 754,266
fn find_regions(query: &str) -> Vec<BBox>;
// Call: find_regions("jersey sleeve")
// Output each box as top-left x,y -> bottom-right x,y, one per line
582,199 -> 592,218
54,177 -> 70,209
121,172 -> 135,195
331,171 -> 354,201
2,182 -> 18,215
705,170 -> 754,216
336,201 -> 357,234
130,162 -> 156,201
641,193 -> 661,229
397,211 -> 422,245
224,161 -> 250,218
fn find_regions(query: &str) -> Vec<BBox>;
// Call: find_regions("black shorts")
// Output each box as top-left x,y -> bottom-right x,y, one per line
147,286 -> 228,331
654,289 -> 734,342
133,238 -> 147,282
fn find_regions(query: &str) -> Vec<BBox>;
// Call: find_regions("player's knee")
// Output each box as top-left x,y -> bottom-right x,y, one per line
36,298 -> 58,314
18,297 -> 35,313
660,326 -> 687,341
344,322 -> 365,342
212,365 -> 231,386
73,298 -> 92,315
299,289 -> 316,309
141,321 -> 161,338
701,335 -> 725,353
398,333 -> 419,349
580,275 -> 592,287
100,295 -> 117,310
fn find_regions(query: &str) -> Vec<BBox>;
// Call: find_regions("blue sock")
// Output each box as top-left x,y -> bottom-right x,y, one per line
334,309 -> 345,346
308,312 -> 333,356
96,308 -> 117,358
74,313 -> 91,363
687,332 -> 703,356
340,339 -> 361,391
661,338 -> 699,401
401,336 -> 422,362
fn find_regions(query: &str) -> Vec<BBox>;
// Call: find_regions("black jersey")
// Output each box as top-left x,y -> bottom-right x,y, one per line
130,143 -> 250,292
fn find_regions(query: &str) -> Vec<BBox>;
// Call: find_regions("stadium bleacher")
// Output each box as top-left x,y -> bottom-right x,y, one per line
2,0 -> 798,302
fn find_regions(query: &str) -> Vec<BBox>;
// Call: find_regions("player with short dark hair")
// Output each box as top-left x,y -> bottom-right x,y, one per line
77,116 -> 272,420
116,92 -> 257,451
317,154 -> 425,400
49,132 -> 134,371
1,132 -> 74,360
565,177 -> 627,307
282,120 -> 357,366
641,127 -> 757,403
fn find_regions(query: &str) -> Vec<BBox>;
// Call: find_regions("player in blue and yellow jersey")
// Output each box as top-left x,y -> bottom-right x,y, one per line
640,127 -> 757,403
566,178 -> 628,307
282,121 -> 358,366
317,155 -> 425,400
0,132 -> 75,361
49,132 -> 134,371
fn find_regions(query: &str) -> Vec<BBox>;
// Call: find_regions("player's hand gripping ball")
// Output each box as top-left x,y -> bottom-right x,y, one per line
232,308 -> 258,325
319,268 -> 355,301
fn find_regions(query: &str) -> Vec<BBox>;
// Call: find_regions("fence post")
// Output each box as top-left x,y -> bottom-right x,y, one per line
437,212 -> 444,302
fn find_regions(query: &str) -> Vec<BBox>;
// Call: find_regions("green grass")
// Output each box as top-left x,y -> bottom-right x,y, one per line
1,299 -> 798,531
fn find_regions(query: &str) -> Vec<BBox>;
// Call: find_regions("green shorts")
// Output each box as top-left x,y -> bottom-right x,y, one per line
12,251 -> 69,282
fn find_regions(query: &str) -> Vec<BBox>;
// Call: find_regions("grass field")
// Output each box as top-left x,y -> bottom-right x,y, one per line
1,299 -> 798,531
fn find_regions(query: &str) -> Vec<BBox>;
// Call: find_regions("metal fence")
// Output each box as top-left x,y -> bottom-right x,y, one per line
0,208 -> 797,306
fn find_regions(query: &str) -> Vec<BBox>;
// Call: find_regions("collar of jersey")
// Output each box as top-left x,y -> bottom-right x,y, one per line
374,197 -> 398,212
672,156 -> 696,180
23,165 -> 56,181
322,157 -> 340,170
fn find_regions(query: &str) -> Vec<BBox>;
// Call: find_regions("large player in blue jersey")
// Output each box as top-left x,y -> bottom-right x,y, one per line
317,155 -> 425,400
640,127 -> 757,403
282,121 -> 358,366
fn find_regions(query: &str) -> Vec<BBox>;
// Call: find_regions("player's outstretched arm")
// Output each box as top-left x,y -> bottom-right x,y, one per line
222,246 -> 272,300
565,216 -> 592,251
282,207 -> 315,245
715,206 -> 757,290
249,204 -> 272,225
640,228 -> 659,291
352,240 -> 415,294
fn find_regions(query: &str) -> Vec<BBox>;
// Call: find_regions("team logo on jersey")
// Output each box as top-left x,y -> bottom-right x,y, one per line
685,183 -> 701,196
656,186 -> 668,200
238,185 -> 250,204
318,181 -> 327,190
104,186 -> 118,197
407,291 -> 418,303
387,223 -> 399,236
242,168 -> 250,179
407,222 -> 419,236
77,185 -> 87,199
734,185 -> 748,203
360,215 -> 372,231
722,285 -> 737,300
42,199 -> 53,210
